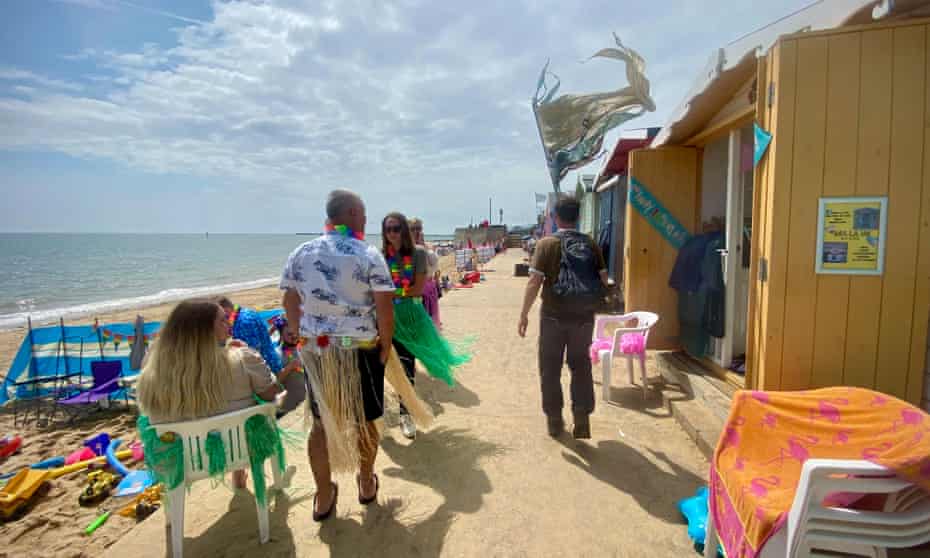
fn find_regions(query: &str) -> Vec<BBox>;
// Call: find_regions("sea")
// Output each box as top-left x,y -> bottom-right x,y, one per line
0,233 -> 453,331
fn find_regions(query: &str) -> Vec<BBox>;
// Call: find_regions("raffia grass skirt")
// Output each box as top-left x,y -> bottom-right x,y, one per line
300,344 -> 433,472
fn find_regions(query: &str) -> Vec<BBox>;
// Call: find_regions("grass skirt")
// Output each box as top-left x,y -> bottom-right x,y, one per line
299,344 -> 433,473
393,298 -> 472,386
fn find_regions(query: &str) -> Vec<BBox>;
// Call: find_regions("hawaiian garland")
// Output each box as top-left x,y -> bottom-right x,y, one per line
386,246 -> 414,297
226,304 -> 241,336
325,223 -> 365,241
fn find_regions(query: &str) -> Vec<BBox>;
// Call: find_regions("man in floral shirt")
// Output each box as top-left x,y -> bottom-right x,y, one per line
280,189 -> 395,521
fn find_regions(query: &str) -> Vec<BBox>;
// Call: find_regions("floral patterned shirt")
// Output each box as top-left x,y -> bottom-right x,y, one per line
231,307 -> 282,373
279,234 -> 395,339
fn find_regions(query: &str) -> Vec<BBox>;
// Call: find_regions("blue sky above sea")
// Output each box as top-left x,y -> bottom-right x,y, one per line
0,0 -> 811,234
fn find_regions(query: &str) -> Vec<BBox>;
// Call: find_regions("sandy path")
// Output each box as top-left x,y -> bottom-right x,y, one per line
103,249 -> 708,557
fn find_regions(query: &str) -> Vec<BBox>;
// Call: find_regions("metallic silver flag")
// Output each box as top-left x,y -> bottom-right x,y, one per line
533,33 -> 655,189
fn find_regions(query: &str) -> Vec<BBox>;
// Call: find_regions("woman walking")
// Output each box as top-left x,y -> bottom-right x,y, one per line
382,212 -> 471,439
409,217 -> 441,329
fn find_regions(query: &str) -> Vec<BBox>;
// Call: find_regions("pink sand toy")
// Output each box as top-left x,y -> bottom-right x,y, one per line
130,441 -> 144,462
65,447 -> 96,465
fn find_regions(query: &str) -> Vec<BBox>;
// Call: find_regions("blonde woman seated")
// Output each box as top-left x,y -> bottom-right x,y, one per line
137,298 -> 282,488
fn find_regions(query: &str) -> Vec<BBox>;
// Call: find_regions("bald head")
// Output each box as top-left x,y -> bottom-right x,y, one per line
326,189 -> 366,231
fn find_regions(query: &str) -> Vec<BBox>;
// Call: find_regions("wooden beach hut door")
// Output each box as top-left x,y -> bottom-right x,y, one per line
748,23 -> 930,407
625,147 -> 699,350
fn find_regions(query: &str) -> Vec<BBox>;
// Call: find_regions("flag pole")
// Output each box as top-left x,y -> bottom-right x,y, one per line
531,94 -> 561,195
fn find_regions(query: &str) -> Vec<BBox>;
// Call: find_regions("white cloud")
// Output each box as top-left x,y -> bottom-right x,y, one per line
3,0 -> 812,230
0,68 -> 85,92
2,1 -> 540,185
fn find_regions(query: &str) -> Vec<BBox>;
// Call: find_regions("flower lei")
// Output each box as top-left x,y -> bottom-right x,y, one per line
227,304 -> 240,335
386,246 -> 414,297
281,341 -> 305,372
325,223 -> 365,240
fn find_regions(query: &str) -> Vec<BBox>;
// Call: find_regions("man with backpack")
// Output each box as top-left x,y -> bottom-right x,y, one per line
518,196 -> 608,439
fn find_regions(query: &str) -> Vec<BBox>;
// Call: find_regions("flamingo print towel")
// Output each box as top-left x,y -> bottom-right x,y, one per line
709,387 -> 930,558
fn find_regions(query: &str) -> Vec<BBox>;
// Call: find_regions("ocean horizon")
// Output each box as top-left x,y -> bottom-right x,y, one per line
0,232 -> 453,331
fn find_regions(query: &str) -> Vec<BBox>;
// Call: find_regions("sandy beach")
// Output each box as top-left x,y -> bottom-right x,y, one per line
0,285 -> 286,558
1,249 -> 707,558
9,2 -> 930,556
0,252 -> 470,557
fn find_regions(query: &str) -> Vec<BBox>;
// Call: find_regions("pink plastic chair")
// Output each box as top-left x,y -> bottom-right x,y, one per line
592,311 -> 659,400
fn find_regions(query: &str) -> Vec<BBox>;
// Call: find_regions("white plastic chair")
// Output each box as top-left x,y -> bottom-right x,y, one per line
704,459 -> 930,557
593,311 -> 659,400
152,404 -> 285,558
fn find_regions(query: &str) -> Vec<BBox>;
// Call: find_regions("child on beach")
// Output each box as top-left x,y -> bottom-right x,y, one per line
272,315 -> 307,418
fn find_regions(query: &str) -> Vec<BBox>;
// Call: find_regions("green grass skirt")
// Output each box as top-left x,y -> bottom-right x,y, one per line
393,298 -> 473,386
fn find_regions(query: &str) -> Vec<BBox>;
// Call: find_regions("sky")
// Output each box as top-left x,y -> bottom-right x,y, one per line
0,0 -> 813,234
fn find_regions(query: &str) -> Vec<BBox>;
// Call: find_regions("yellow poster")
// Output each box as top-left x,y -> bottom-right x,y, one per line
817,197 -> 885,274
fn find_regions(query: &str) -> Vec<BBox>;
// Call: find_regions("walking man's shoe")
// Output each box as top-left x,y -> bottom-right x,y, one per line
572,414 -> 591,439
547,415 -> 565,437
400,413 -> 417,440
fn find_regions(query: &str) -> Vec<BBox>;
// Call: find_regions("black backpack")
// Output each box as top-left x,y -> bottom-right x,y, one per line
551,231 -> 605,312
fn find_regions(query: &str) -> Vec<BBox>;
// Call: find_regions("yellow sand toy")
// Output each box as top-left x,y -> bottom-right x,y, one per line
78,470 -> 118,506
0,449 -> 134,520
117,484 -> 163,520
0,469 -> 51,520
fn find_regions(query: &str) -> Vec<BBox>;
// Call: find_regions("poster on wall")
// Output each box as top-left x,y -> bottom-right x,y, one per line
815,196 -> 887,275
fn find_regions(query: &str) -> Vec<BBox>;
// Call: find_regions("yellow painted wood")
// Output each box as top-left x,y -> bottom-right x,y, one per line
875,25 -> 927,400
626,147 -> 699,350
760,39 -> 800,391
810,33 -> 860,389
843,29 -> 894,389
905,27 -> 930,405
661,22 -> 930,402
781,16 -> 930,41
745,53 -> 769,392
684,107 -> 754,147
751,44 -> 781,391
780,36 -> 829,391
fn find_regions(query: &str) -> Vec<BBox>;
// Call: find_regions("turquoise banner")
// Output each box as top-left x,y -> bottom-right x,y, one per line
628,177 -> 691,249
754,122 -> 772,167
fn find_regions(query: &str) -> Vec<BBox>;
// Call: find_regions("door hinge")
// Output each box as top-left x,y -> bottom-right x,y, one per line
767,82 -> 775,107
758,257 -> 768,282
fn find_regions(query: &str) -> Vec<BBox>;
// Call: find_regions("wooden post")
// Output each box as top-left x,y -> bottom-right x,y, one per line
60,317 -> 69,376
26,316 -> 38,380
94,317 -> 105,360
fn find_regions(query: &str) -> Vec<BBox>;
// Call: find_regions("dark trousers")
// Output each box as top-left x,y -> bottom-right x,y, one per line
394,340 -> 416,415
538,314 -> 595,418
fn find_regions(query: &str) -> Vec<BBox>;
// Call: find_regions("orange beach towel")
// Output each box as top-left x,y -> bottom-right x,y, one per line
709,387 -> 930,558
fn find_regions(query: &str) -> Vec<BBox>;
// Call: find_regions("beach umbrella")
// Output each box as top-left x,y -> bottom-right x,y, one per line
129,315 -> 146,370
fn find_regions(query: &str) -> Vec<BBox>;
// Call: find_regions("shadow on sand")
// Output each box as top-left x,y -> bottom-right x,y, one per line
181,476 -> 308,558
318,426 -> 503,558
600,381 -> 691,420
415,373 -> 481,418
558,438 -> 703,525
